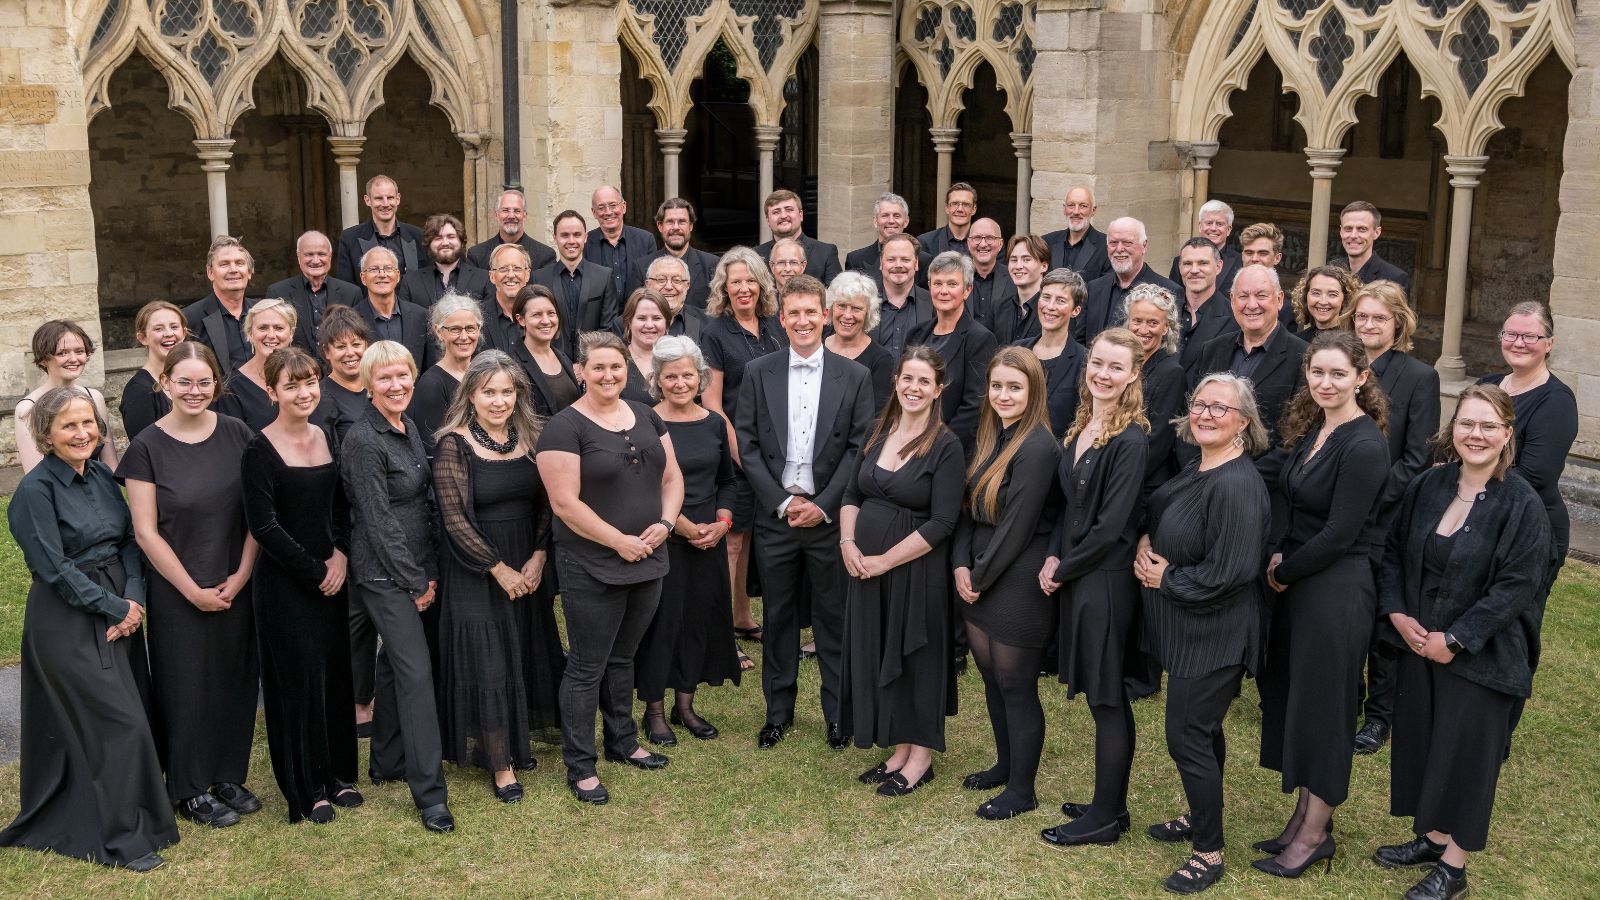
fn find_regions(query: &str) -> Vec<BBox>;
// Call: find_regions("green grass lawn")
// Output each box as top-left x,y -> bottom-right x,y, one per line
0,550 -> 1596,896
0,498 -> 26,667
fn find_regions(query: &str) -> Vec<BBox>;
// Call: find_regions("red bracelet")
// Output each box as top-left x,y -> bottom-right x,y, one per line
717,516 -> 733,526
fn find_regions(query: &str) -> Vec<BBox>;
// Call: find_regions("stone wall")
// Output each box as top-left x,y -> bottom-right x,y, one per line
1551,0 -> 1600,460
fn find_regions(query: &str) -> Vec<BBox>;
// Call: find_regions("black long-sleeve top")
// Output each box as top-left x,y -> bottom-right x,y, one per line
1377,465 -> 1552,697
118,368 -> 169,442
843,429 -> 966,549
1274,415 -> 1389,585
8,455 -> 146,621
1018,337 -> 1085,442
340,404 -> 437,595
906,311 -> 999,456
1050,425 -> 1147,581
664,410 -> 738,515
1372,349 -> 1441,515
240,429 -> 351,589
432,433 -> 552,572
311,378 -> 368,448
1141,347 -> 1186,497
1477,372 -> 1578,558
1142,453 -> 1271,677
410,366 -> 459,455
953,425 -> 1062,591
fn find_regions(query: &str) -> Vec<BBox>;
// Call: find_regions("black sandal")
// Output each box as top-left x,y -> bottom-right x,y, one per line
1164,852 -> 1224,894
734,625 -> 763,643
1147,813 -> 1194,843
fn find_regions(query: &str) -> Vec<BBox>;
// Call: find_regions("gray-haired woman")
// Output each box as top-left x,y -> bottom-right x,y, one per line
411,291 -> 483,453
825,271 -> 895,410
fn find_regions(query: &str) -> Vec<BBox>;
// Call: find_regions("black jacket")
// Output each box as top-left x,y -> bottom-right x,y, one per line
353,296 -> 438,371
335,220 -> 424,285
1142,347 -> 1187,495
756,233 -> 842,284
466,233 -> 556,272
182,292 -> 255,377
1051,425 -> 1148,580
1017,337 -> 1085,441
264,275 -> 362,355
970,266 -> 1018,330
624,246 -> 721,311
1042,225 -> 1112,283
1181,326 -> 1308,495
1378,466 -> 1552,697
1168,244 -> 1241,300
532,259 -> 619,358
584,225 -> 658,299
1477,372 -> 1578,559
1075,265 -> 1181,347
916,225 -> 970,259
1372,348 -> 1441,513
906,312 -> 999,455
1332,252 -> 1411,292
397,263 -> 492,308
844,241 -> 881,274
1177,292 -> 1240,372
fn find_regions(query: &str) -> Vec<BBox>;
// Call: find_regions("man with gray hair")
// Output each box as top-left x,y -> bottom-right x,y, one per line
467,188 -> 556,272
1075,217 -> 1179,345
637,254 -> 705,341
845,192 -> 912,274
905,250 -> 998,455
267,230 -> 362,354
352,245 -> 435,369
1167,199 -> 1242,298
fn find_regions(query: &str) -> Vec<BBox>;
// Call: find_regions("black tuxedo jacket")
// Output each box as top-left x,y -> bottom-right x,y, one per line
1331,252 -> 1411,292
906,311 -> 999,454
1168,244 -> 1242,300
624,246 -> 721,311
353,296 -> 438,372
467,233 -> 556,273
734,349 -> 875,522
397,263 -> 492,308
756,233 -> 843,284
1372,348 -> 1441,512
335,220 -> 424,285
1076,264 -> 1181,346
532,259 -> 619,358
182,292 -> 255,377
1178,292 -> 1240,372
1042,225 -> 1112,282
264,275 -> 361,354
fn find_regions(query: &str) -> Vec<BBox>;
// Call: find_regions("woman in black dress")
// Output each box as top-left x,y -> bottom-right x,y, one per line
536,332 -> 685,805
1123,284 -> 1186,494
411,291 -> 483,454
700,247 -> 786,643
218,298 -> 296,431
511,285 -> 580,417
622,289 -> 670,405
824,272 -> 896,411
636,335 -> 742,746
953,346 -> 1062,820
433,350 -> 560,803
119,341 -> 262,828
0,387 -> 176,872
312,305 -> 371,447
1019,269 -> 1087,441
1038,328 -> 1149,848
120,301 -> 184,441
1372,385 -> 1553,900
1256,330 -> 1389,877
840,346 -> 964,796
1134,373 -> 1272,894
1288,266 -> 1360,343
242,347 -> 363,824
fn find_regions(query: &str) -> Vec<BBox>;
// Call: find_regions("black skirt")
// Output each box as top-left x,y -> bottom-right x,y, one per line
665,507 -> 742,693
961,530 -> 1058,650
1058,567 -> 1139,707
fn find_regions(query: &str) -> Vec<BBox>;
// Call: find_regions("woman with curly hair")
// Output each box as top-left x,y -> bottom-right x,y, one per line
1288,265 -> 1362,342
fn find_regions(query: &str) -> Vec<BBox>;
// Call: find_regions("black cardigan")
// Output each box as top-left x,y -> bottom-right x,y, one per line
1050,425 -> 1147,580
1377,465 -> 1553,698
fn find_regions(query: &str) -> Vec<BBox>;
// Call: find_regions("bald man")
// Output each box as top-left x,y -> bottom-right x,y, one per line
266,230 -> 362,353
1041,187 -> 1112,282
583,185 -> 658,300
335,174 -> 424,287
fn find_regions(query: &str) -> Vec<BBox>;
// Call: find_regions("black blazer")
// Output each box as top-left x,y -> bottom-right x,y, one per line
906,312 -> 999,455
1182,326 -> 1308,491
1332,252 -> 1411,292
756,233 -> 843,284
466,233 -> 556,272
264,275 -> 362,354
1178,293 -> 1240,372
532,259 -> 620,357
335,220 -> 424,285
1141,347 -> 1187,495
1051,425 -> 1148,580
734,349 -> 875,522
1017,338 -> 1085,441
1042,225 -> 1112,282
844,241 -> 881,274
1372,348 -> 1441,513
1478,372 -> 1579,559
1377,466 -> 1552,697
970,268 -> 1019,334
1168,245 -> 1242,300
508,341 -> 579,417
916,225 -> 969,259
397,263 -> 492,308
353,297 -> 437,371
1075,265 -> 1181,347
624,246 -> 721,311
182,291 -> 255,377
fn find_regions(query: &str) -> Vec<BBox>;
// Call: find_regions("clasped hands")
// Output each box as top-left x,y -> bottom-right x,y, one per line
492,553 -> 549,600
107,600 -> 144,642
1132,535 -> 1169,590
1388,612 -> 1457,664
840,540 -> 889,580
676,516 -> 731,550
613,524 -> 671,563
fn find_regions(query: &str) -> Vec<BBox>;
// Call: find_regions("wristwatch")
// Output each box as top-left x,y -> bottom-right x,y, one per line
1443,632 -> 1465,655
658,518 -> 674,532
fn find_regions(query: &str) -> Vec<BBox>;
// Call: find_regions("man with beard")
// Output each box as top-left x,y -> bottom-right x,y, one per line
870,233 -> 932,356
335,175 -> 424,286
845,192 -> 911,274
756,189 -> 842,283
1042,187 -> 1111,282
267,230 -> 361,354
467,188 -> 556,272
1175,237 -> 1239,372
1166,199 -> 1242,299
625,198 -> 720,310
1330,200 -> 1410,290
399,214 -> 491,307
966,217 -> 1017,326
538,209 -> 620,357
584,185 -> 658,301
1075,217 -> 1179,345
918,182 -> 978,257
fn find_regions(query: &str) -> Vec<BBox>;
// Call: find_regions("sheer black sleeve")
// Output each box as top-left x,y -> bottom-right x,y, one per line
431,432 -> 502,573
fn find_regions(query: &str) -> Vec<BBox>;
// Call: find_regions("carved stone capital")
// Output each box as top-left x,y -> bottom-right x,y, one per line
194,138 -> 236,172
1443,154 -> 1489,189
1304,147 -> 1347,179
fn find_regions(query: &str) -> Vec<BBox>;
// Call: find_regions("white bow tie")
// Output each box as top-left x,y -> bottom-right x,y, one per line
791,355 -> 822,372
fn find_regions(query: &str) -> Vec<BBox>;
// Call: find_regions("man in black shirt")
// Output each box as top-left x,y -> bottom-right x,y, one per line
584,185 -> 657,300
755,189 -> 842,283
466,188 -> 556,272
1076,217 -> 1181,345
1175,237 -> 1239,371
1042,186 -> 1112,282
353,246 -> 434,369
917,181 -> 978,257
1167,199 -> 1241,299
266,230 -> 361,354
335,175 -> 424,286
183,235 -> 256,377
1331,200 -> 1411,291
478,243 -> 530,354
536,210 -> 619,357
845,191 -> 911,274
398,213 -> 491,308
871,233 -> 932,355
624,198 -> 720,310
966,217 -> 1016,325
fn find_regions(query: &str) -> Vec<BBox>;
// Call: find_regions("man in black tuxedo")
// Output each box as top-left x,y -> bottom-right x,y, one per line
1331,200 -> 1411,291
624,198 -> 720,310
906,251 -> 999,455
845,191 -> 911,274
1166,199 -> 1241,299
871,233 -> 932,356
353,246 -> 436,370
1075,217 -> 1181,346
966,218 -> 1016,325
917,181 -> 978,257
466,188 -> 556,272
398,213 -> 491,308
1175,237 -> 1239,371
755,189 -> 842,284
184,235 -> 257,378
584,185 -> 657,300
1042,187 -> 1112,282
335,175 -> 425,286
534,210 -> 618,358
266,230 -> 361,355
736,275 -> 874,751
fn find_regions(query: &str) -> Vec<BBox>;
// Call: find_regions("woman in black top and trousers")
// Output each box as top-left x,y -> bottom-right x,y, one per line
1256,330 -> 1390,878
1038,329 -> 1149,848
953,347 -> 1062,821
1371,385 -> 1552,900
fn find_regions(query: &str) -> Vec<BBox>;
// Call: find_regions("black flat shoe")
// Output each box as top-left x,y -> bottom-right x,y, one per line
858,762 -> 898,785
309,803 -> 336,825
1405,864 -> 1468,900
368,770 -> 405,786
1040,819 -> 1122,847
1252,817 -> 1333,855
1251,837 -> 1336,878
961,767 -> 1008,791
123,853 -> 165,873
494,781 -> 524,804
419,803 -> 455,833
179,792 -> 240,828
642,714 -> 678,747
605,749 -> 670,770
876,768 -> 934,797
569,779 -> 610,805
1374,835 -> 1446,869
1147,814 -> 1194,843
670,709 -> 718,740
1060,801 -> 1131,832
826,722 -> 850,751
1164,853 -> 1225,894
212,782 -> 262,815
1354,720 -> 1390,754
975,792 -> 1036,820
331,785 -> 365,808
757,721 -> 789,749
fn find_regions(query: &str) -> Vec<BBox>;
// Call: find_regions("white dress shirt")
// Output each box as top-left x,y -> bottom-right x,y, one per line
777,346 -> 825,516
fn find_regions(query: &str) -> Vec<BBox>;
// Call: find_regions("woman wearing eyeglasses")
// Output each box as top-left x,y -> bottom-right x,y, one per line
411,292 -> 484,455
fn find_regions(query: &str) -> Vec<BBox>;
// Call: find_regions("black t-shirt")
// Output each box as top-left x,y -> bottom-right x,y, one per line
116,414 -> 253,586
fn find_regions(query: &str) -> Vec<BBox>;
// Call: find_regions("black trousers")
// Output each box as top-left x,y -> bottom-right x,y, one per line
753,516 -> 847,727
349,601 -> 377,705
358,582 -> 447,810
1360,638 -> 1399,728
556,552 -> 662,781
1166,664 -> 1246,853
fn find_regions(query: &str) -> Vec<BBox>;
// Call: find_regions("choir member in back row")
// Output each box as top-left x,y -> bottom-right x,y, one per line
121,301 -> 184,442
15,320 -> 119,474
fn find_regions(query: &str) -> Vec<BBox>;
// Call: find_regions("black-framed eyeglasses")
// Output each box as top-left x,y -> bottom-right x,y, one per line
1189,400 -> 1241,419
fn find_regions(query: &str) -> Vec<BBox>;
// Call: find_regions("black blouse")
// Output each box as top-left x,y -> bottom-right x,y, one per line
240,431 -> 350,589
1274,415 -> 1389,585
311,378 -> 368,448
953,425 -> 1063,591
8,455 -> 145,621
1141,347 -> 1186,496
118,368 -> 169,442
117,414 -> 253,586
218,373 -> 276,432
411,366 -> 460,453
340,405 -> 437,595
662,410 -> 737,517
701,314 -> 786,414
1051,425 -> 1147,581
1477,372 -> 1578,557
843,429 -> 966,549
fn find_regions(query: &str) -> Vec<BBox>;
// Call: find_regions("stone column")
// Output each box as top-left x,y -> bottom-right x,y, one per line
1304,148 -> 1347,269
1549,0 -> 1600,459
755,125 -> 782,242
458,131 -> 489,240
1183,141 -> 1220,242
656,128 -> 687,198
816,0 -> 896,252
194,138 -> 235,237
327,135 -> 366,230
1435,155 -> 1489,384
1012,132 -> 1033,235
930,127 -> 961,226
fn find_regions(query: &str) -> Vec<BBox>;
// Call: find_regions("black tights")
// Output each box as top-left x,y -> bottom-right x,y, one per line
1080,701 -> 1135,827
968,623 -> 1046,807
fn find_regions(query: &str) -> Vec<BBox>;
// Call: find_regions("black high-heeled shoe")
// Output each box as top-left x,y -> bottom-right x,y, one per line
1250,837 -> 1336,878
1252,817 -> 1334,855
670,708 -> 718,740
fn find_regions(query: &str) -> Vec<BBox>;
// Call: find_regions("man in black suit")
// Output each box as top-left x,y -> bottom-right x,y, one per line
639,255 -> 706,342
1331,200 -> 1411,291
917,181 -> 978,257
184,235 -> 257,377
1175,237 -> 1239,371
1166,199 -> 1242,299
736,275 -> 874,751
1075,217 -> 1181,346
584,185 -> 657,300
624,198 -> 720,310
353,246 -> 436,370
478,243 -> 531,354
1042,186 -> 1112,282
906,251 -> 999,455
266,230 -> 361,355
755,189 -> 842,284
335,175 -> 425,286
871,233 -> 932,356
466,188 -> 556,272
966,218 -> 1016,325
535,210 -> 618,358
398,213 -> 491,308
844,191 -> 911,274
